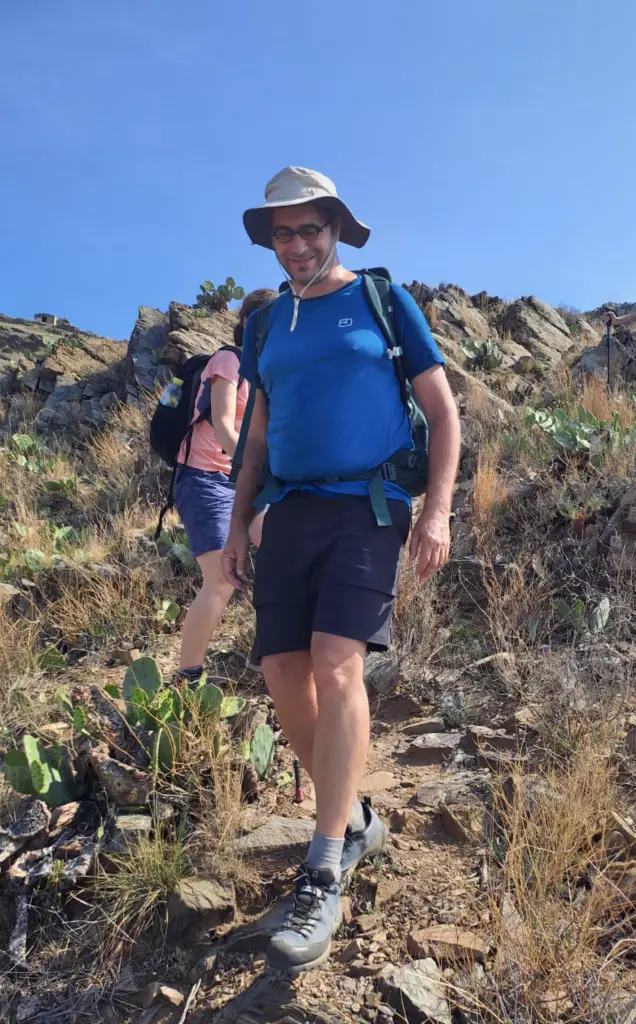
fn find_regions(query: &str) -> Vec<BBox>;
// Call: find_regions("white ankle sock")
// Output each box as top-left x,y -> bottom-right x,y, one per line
306,833 -> 344,883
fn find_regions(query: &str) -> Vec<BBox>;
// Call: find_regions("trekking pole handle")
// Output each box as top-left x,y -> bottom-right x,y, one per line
293,758 -> 304,803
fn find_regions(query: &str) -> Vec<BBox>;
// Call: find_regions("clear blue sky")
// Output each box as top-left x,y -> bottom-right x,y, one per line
2,0 -> 634,340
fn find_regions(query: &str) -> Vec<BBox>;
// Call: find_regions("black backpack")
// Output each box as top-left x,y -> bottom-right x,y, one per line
150,345 -> 241,539
230,270 -> 429,527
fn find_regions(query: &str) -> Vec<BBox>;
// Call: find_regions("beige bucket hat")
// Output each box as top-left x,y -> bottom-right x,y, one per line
243,166 -> 370,250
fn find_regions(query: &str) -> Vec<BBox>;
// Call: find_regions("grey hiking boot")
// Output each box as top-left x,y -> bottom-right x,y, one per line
267,863 -> 342,973
340,800 -> 388,884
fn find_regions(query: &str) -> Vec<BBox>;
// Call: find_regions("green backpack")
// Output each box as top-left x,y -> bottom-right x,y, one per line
230,269 -> 429,527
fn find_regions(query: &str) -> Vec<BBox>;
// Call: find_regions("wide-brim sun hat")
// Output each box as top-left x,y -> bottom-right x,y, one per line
243,166 -> 370,250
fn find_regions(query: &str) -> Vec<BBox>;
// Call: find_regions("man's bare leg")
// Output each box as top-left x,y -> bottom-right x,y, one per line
261,651 -> 317,774
309,633 -> 369,839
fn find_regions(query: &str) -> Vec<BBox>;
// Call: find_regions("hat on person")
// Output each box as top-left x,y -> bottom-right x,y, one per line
243,167 -> 370,250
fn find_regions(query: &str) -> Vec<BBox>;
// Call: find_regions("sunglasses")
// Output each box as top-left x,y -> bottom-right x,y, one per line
271,221 -> 332,243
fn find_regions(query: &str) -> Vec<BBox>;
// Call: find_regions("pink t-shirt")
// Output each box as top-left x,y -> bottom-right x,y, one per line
177,349 -> 247,474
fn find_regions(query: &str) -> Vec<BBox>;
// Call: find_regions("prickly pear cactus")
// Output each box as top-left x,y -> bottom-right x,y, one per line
249,723 -> 275,779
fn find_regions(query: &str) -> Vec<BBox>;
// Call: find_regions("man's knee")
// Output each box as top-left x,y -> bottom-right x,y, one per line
262,651 -> 310,693
311,632 -> 366,694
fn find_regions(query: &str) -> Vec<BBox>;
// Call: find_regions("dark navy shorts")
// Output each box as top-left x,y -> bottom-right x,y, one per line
253,491 -> 410,657
173,466 -> 235,559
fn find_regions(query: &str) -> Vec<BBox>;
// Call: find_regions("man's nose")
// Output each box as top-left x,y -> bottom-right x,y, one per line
288,233 -> 310,256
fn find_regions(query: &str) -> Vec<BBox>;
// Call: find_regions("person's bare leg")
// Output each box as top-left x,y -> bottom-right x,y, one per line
179,550 -> 233,670
310,633 -> 369,839
262,651 -> 317,773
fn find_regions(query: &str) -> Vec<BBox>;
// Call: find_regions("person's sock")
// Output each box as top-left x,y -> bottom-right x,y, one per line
306,832 -> 344,884
347,796 -> 367,834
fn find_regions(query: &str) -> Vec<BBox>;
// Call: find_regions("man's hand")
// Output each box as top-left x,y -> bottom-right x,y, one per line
603,310 -> 618,327
222,526 -> 250,592
409,506 -> 451,583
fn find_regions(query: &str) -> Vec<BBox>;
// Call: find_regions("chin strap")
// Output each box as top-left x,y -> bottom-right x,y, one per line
278,227 -> 340,332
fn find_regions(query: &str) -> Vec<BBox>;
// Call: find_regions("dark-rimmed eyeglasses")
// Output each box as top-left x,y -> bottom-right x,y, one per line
271,221 -> 332,244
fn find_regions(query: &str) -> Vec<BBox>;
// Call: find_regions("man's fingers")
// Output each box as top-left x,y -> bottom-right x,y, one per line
418,542 -> 446,582
416,540 -> 434,582
222,550 -> 247,591
408,530 -> 420,563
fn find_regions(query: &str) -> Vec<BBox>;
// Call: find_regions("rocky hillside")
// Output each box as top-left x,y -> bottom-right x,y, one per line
1,284 -> 626,438
2,285 -> 636,1024
0,303 -> 238,440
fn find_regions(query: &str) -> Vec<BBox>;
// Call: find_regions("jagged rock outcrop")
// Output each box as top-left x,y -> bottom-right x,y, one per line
405,283 -> 601,379
574,334 -> 636,383
0,314 -> 125,437
0,303 -> 238,437
498,296 -> 578,367
125,303 -> 237,404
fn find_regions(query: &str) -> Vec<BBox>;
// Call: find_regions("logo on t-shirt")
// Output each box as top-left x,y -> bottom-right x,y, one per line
338,318 -> 353,327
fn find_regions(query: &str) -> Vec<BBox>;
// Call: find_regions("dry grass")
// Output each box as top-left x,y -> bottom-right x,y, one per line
578,374 -> 636,431
93,817 -> 191,958
478,733 -> 626,1022
391,554 -> 441,669
473,443 -> 508,552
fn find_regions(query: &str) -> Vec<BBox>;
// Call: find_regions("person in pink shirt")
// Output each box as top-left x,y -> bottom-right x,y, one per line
174,288 -> 276,686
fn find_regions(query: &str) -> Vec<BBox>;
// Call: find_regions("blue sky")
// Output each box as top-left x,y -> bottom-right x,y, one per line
2,0 -> 634,340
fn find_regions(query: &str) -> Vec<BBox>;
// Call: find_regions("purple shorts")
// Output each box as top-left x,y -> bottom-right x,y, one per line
173,466 -> 235,559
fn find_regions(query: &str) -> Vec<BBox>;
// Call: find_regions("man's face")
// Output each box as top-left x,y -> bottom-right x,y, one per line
270,203 -> 334,286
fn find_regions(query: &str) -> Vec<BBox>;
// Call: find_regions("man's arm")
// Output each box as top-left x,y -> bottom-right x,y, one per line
410,365 -> 461,582
222,388 -> 269,589
605,310 -> 636,327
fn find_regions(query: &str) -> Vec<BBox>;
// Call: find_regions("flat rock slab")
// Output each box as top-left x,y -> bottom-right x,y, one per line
103,813 -> 152,857
402,716 -> 446,736
236,815 -> 314,858
379,958 -> 451,1024
461,726 -> 519,755
167,877 -> 235,942
408,925 -> 489,964
407,733 -> 462,765
361,771 -> 400,794
439,803 -> 485,844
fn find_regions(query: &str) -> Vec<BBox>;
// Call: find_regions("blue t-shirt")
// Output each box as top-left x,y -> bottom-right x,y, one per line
240,276 -> 444,503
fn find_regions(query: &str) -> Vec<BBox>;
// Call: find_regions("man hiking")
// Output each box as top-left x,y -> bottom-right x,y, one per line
223,167 -> 461,972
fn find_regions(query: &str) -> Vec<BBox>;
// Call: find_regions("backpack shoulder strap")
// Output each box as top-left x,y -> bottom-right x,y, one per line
254,299 -> 277,359
361,273 -> 409,408
229,297 -> 277,483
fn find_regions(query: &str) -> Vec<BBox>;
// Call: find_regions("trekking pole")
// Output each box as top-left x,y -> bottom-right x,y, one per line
293,758 -> 304,803
604,306 -> 613,395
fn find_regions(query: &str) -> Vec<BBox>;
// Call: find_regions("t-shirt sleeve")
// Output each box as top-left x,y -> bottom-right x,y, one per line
210,348 -> 240,386
390,284 -> 445,381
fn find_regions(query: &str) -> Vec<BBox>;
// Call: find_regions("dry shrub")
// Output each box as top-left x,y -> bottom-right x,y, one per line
425,300 -> 439,328
47,565 -> 152,645
484,555 -> 556,660
480,732 -> 626,1022
473,443 -> 508,551
579,374 -> 636,431
391,554 -> 440,668
0,602 -> 40,692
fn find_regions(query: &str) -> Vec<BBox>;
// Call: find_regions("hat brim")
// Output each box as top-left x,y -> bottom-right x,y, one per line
243,195 -> 370,250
